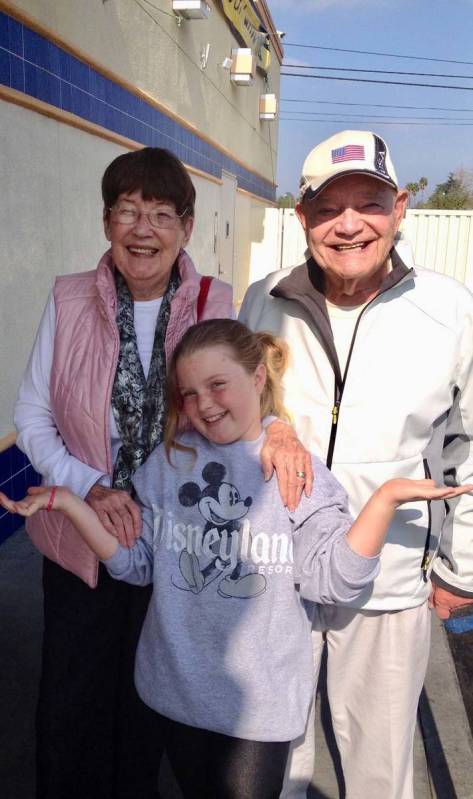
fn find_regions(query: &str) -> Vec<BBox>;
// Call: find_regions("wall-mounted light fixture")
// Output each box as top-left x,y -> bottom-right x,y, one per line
172,1 -> 210,20
259,93 -> 277,121
230,49 -> 256,86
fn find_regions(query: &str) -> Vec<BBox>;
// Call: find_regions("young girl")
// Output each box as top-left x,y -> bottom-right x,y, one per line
1,319 -> 470,799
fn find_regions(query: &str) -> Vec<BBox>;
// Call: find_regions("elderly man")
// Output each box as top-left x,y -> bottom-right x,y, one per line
239,130 -> 473,799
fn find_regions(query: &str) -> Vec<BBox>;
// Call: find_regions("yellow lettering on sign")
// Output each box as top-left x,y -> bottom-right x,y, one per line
220,0 -> 271,73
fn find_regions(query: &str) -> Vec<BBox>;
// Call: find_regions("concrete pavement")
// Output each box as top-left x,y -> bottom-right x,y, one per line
1,529 -> 472,799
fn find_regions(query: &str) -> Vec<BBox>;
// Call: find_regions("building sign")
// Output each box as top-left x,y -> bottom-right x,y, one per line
219,0 -> 271,73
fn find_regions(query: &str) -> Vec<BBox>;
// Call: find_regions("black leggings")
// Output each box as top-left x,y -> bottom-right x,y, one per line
36,559 -> 163,799
159,713 -> 290,799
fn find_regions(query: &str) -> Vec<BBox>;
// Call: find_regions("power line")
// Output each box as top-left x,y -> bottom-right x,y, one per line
280,72 -> 473,92
279,110 -> 473,122
283,42 -> 473,68
279,117 -> 473,127
280,98 -> 473,113
283,63 -> 473,81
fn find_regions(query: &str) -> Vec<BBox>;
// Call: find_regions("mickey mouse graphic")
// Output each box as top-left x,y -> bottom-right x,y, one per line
176,462 -> 267,599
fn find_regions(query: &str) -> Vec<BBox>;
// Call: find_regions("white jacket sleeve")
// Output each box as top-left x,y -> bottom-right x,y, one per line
238,279 -> 266,330
14,293 -> 107,498
433,298 -> 473,596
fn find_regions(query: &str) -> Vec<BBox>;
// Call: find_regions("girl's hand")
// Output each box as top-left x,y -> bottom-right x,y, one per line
0,485 -> 59,517
379,478 -> 473,508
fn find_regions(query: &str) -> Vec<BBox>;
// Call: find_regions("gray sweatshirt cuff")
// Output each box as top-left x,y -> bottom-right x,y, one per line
336,534 -> 381,582
102,545 -> 132,577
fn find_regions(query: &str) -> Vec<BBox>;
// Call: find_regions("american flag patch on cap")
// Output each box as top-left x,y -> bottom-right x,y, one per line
331,145 -> 365,163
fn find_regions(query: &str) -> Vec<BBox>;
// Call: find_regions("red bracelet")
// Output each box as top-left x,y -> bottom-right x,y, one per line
46,486 -> 57,513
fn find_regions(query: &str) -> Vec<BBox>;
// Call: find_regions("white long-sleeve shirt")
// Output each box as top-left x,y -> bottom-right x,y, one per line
15,292 -> 162,497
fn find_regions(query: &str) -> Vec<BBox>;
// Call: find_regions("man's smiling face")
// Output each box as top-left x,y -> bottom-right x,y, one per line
296,174 -> 408,295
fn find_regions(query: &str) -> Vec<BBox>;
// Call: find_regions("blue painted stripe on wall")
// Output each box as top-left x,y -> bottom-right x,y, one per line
0,444 -> 41,545
0,11 -> 275,202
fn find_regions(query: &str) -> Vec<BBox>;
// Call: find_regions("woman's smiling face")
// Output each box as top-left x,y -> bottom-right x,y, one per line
104,190 -> 193,300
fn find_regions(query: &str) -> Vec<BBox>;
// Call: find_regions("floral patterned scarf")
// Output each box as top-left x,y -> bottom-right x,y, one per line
111,265 -> 180,490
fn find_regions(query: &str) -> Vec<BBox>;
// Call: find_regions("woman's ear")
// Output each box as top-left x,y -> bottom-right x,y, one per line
254,363 -> 267,395
103,208 -> 111,242
182,216 -> 194,247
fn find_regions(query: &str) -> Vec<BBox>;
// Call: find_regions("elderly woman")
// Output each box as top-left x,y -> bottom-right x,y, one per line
15,147 -> 311,799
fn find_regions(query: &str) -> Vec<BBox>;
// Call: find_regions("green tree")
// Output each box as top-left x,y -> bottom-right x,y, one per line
418,176 -> 428,203
424,172 -> 473,210
277,192 -> 296,208
405,182 -> 419,208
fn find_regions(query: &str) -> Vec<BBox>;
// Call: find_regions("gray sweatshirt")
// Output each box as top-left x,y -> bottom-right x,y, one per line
105,429 -> 379,741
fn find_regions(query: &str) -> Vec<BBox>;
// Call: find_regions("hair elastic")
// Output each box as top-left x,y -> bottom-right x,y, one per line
46,486 -> 57,513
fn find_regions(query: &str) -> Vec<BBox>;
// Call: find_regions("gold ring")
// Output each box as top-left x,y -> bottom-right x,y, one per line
296,471 -> 306,479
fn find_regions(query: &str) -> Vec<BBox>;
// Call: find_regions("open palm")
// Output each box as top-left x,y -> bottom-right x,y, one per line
0,486 -> 51,517
386,478 -> 473,507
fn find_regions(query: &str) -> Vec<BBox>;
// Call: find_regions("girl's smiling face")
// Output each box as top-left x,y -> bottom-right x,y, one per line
176,345 -> 266,445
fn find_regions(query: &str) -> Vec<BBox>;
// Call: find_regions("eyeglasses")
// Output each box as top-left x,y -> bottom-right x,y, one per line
108,204 -> 189,230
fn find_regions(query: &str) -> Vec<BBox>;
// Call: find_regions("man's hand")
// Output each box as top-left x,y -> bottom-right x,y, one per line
261,421 -> 313,512
429,584 -> 473,620
85,484 -> 142,549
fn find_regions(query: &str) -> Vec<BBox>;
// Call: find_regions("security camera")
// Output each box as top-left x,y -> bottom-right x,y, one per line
276,30 -> 286,40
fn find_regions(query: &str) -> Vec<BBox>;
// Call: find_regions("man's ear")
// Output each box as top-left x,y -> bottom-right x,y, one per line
295,201 -> 309,234
393,190 -> 409,232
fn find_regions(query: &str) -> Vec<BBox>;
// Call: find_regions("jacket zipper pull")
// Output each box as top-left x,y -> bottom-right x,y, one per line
421,552 -> 431,576
332,401 -> 340,425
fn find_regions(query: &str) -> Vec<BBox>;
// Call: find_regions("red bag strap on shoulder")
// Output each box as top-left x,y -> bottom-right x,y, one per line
197,276 -> 213,322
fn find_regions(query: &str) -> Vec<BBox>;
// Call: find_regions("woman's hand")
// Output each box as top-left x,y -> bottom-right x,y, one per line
261,421 -> 313,512
85,484 -> 142,549
378,478 -> 473,508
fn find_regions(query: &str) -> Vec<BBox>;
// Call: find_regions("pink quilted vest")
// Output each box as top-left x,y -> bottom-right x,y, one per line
26,249 -> 233,587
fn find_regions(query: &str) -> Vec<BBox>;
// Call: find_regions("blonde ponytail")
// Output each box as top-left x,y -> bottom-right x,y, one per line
254,332 -> 290,422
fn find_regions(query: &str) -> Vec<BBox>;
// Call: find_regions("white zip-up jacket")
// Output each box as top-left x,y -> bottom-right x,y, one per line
240,248 -> 473,611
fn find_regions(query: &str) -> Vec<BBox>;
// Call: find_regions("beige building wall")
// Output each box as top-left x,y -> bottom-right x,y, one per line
0,1 -> 281,440
3,0 -> 280,183
234,190 -> 271,307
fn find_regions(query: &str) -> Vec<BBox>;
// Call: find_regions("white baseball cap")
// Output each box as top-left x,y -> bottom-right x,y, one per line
299,130 -> 398,201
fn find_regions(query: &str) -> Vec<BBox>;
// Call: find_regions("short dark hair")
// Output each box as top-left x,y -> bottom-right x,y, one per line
101,147 -> 195,217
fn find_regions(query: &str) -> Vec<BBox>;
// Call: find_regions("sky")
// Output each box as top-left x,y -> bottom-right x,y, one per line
267,0 -> 473,198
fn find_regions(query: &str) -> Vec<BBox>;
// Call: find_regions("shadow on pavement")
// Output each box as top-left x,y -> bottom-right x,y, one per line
309,645 -> 345,799
418,688 -> 457,799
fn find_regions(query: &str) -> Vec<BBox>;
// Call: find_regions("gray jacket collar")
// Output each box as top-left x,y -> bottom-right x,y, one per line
270,247 -> 414,385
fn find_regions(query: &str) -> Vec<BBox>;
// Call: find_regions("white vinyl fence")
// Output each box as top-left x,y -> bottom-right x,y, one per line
248,209 -> 473,290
